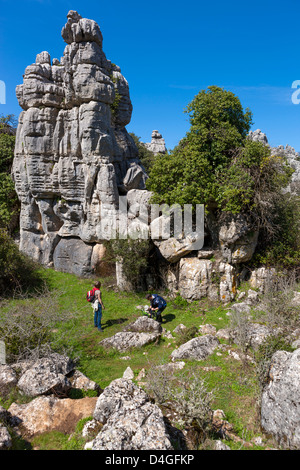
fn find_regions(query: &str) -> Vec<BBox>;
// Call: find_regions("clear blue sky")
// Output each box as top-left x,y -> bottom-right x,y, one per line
1,0 -> 300,151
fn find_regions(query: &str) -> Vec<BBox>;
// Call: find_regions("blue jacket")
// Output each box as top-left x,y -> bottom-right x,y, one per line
151,294 -> 167,310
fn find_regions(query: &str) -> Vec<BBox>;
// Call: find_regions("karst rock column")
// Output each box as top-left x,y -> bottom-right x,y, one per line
12,11 -> 148,276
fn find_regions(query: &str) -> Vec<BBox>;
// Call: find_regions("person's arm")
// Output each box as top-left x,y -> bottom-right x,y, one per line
150,298 -> 159,311
98,291 -> 105,309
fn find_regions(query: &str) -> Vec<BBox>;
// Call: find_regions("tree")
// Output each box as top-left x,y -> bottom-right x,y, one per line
129,132 -> 157,174
0,114 -> 19,233
147,86 -> 299,268
147,86 -> 293,216
147,86 -> 254,209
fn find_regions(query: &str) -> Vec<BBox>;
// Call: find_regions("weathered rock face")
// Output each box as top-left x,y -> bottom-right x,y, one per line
8,395 -> 98,437
12,10 -> 148,276
218,213 -> 258,265
261,348 -> 300,449
272,144 -> 300,195
165,257 -> 237,303
92,378 -> 173,450
144,130 -> 167,155
171,335 -> 220,362
248,128 -> 300,196
99,316 -> 162,352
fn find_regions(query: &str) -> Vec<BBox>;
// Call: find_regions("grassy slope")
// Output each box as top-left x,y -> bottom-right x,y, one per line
1,267 -> 270,449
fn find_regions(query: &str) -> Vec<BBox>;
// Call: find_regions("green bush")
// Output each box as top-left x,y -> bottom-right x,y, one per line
129,132 -> 157,173
147,86 -> 253,210
0,115 -> 20,233
147,87 -> 298,268
0,286 -> 76,363
0,229 -> 43,295
176,325 -> 199,346
254,335 -> 294,393
104,238 -> 150,289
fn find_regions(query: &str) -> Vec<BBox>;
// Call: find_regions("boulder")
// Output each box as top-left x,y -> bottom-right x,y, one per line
99,331 -> 160,353
261,348 -> 300,449
177,258 -> 237,303
99,316 -> 162,352
0,426 -> 12,450
218,214 -> 258,264
17,353 -> 75,397
219,262 -> 237,303
92,378 -> 173,450
0,365 -> 18,396
123,316 -> 163,334
154,236 -> 200,263
8,395 -> 97,437
199,324 -> 217,336
171,335 -> 220,362
68,370 -> 102,395
178,258 -> 213,301
249,267 -> 277,292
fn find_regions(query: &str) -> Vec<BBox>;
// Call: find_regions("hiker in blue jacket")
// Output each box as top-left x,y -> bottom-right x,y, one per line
146,294 -> 167,323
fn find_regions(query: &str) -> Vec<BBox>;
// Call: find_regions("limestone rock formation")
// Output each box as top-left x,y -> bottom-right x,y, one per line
8,395 -> 98,437
92,378 -> 173,450
261,348 -> 300,449
248,129 -> 268,145
170,335 -> 220,362
16,353 -> 75,397
272,144 -> 300,195
248,128 -> 300,195
144,130 -> 167,155
12,11 -> 148,276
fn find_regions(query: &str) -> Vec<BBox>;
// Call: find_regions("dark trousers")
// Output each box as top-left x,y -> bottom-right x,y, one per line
152,306 -> 166,323
94,306 -> 102,330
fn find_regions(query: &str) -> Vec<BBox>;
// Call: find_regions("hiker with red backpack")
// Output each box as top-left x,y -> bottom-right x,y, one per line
87,281 -> 105,332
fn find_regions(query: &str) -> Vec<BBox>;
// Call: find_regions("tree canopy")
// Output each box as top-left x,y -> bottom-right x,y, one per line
146,87 -> 299,268
147,86 -> 292,216
0,114 -> 19,232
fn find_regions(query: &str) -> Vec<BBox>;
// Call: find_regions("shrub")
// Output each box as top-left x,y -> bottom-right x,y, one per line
176,325 -> 199,346
129,132 -> 157,173
255,275 -> 300,333
104,238 -> 150,289
0,229 -> 43,295
254,335 -> 294,393
0,115 -> 20,233
0,287 -> 75,362
145,365 -> 215,445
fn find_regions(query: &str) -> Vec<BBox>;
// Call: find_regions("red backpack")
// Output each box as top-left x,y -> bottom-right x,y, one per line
86,287 -> 96,303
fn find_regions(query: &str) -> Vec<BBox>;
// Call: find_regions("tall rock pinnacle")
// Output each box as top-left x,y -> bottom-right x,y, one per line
12,11 -> 148,276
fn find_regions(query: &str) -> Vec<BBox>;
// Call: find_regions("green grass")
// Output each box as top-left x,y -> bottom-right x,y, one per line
0,267 -> 274,449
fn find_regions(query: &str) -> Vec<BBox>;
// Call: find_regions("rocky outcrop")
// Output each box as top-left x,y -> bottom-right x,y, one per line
0,353 -> 100,399
171,335 -> 220,362
272,144 -> 300,195
99,316 -> 162,352
165,257 -> 237,303
92,378 -> 173,450
8,395 -> 98,437
144,130 -> 167,155
261,348 -> 300,449
17,353 -> 75,397
218,213 -> 258,264
12,10 -> 148,276
248,128 -> 300,196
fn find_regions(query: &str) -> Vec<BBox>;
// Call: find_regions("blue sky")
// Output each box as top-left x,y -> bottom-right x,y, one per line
1,0 -> 300,151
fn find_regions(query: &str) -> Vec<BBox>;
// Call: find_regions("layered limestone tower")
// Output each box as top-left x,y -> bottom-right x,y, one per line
144,130 -> 167,155
12,11 -> 148,276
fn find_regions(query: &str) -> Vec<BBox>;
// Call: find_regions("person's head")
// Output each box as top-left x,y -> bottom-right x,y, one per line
145,294 -> 153,301
94,281 -> 101,289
